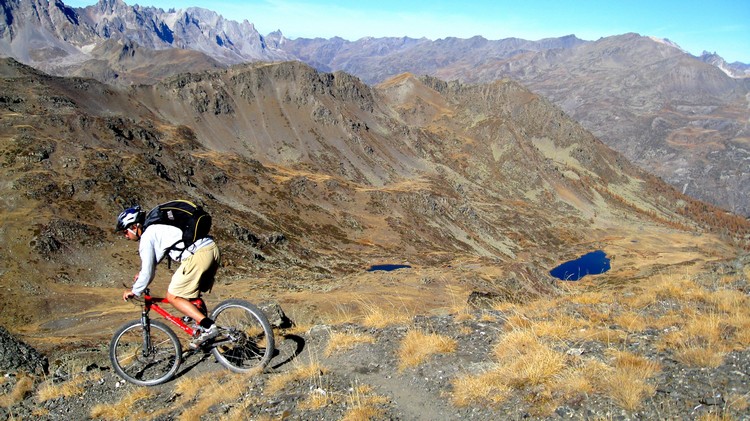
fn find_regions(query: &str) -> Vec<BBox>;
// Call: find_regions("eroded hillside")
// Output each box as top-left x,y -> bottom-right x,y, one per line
0,58 -> 747,353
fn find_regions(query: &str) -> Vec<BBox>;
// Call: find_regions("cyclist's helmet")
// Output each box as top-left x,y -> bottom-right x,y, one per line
115,206 -> 144,232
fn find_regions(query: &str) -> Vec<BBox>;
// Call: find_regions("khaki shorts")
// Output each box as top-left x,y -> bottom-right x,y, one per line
168,242 -> 221,299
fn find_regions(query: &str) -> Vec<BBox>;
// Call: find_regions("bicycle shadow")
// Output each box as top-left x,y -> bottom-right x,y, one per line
269,334 -> 305,370
173,349 -> 214,380
170,333 -> 305,379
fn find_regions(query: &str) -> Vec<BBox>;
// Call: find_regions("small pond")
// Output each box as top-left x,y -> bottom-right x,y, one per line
367,264 -> 412,272
549,250 -> 610,281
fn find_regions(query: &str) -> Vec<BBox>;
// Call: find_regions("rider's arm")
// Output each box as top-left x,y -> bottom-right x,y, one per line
131,230 -> 158,296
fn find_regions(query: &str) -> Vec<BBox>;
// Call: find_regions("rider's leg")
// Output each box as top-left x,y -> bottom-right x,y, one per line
168,243 -> 220,324
167,291 -> 209,322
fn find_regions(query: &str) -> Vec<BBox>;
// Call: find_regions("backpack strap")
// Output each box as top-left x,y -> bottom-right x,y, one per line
163,239 -> 185,269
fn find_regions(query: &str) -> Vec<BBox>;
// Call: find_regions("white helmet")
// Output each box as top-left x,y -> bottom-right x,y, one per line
115,206 -> 144,232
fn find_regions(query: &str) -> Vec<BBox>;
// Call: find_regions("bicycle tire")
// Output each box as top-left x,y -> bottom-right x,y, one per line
109,319 -> 182,386
210,299 -> 275,373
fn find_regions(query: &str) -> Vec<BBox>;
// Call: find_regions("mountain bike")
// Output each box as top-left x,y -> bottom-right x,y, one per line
109,288 -> 275,386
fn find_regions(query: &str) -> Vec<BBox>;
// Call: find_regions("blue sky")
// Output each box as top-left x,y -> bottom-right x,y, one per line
65,0 -> 750,63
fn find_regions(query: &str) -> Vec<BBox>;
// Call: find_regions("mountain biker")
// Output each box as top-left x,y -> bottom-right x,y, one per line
116,205 -> 221,349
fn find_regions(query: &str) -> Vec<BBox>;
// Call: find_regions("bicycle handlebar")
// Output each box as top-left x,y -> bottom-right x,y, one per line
127,295 -> 145,305
123,287 -> 150,306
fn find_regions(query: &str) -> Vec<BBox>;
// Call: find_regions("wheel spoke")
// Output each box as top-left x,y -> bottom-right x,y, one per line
110,320 -> 182,386
210,300 -> 274,373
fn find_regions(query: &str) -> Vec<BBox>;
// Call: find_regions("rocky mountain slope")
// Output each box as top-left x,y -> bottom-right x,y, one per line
278,33 -> 750,217
2,0 -> 748,220
1,54 -> 748,338
1,37 -> 750,419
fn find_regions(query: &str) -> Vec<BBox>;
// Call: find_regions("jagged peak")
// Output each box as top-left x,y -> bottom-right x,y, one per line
91,0 -> 130,14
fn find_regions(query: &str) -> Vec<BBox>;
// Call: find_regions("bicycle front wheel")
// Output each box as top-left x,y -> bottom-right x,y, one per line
109,320 -> 182,386
210,299 -> 275,373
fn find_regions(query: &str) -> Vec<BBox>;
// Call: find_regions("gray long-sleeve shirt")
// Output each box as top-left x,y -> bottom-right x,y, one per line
131,224 -> 214,296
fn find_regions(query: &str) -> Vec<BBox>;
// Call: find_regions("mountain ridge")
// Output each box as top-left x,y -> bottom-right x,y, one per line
2,0 -> 748,217
279,32 -> 750,216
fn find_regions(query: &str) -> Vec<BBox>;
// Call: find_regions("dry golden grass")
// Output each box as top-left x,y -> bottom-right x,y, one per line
578,326 -> 629,345
628,276 -> 709,309
341,401 -> 382,421
458,325 -> 473,335
218,395 -> 264,421
491,301 -> 519,313
674,344 -> 726,368
446,285 -> 474,321
590,350 -> 660,411
90,388 -> 154,420
551,367 -> 594,400
340,383 -> 388,421
600,369 -> 656,411
452,329 -> 569,408
608,349 -> 661,379
450,282 -> 660,411
298,388 -> 340,410
0,375 -> 33,408
613,310 -> 649,332
448,265 -> 750,414
177,373 -> 249,421
567,290 -> 612,306
453,309 -> 474,322
397,330 -> 457,371
159,372 -> 252,421
130,406 -> 174,421
495,340 -> 566,388
282,322 -> 316,336
643,309 -> 686,330
708,288 -> 748,313
325,332 -> 376,357
351,384 -> 388,405
173,372 -> 217,404
451,369 -> 511,407
502,311 -> 533,330
36,371 -> 97,402
31,407 -> 51,417
726,392 -> 750,412
517,296 -> 560,317
493,329 -> 547,361
576,306 -> 613,325
360,301 -> 412,328
696,412 -> 734,421
478,312 -> 497,322
265,359 -> 327,395
527,315 -> 589,340
323,303 -> 362,326
659,312 -> 727,367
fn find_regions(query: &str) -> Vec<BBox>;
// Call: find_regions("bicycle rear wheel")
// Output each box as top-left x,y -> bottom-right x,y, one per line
210,299 -> 275,373
109,320 -> 182,386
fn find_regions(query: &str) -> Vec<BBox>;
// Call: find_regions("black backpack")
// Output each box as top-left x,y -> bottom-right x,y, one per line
142,200 -> 212,261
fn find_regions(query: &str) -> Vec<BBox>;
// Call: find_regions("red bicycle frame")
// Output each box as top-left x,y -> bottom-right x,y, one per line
140,293 -> 208,338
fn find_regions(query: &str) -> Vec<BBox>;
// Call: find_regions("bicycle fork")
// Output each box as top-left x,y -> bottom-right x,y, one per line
140,309 -> 153,356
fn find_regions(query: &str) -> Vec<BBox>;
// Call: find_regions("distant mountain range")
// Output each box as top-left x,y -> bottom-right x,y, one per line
1,0 -> 749,216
